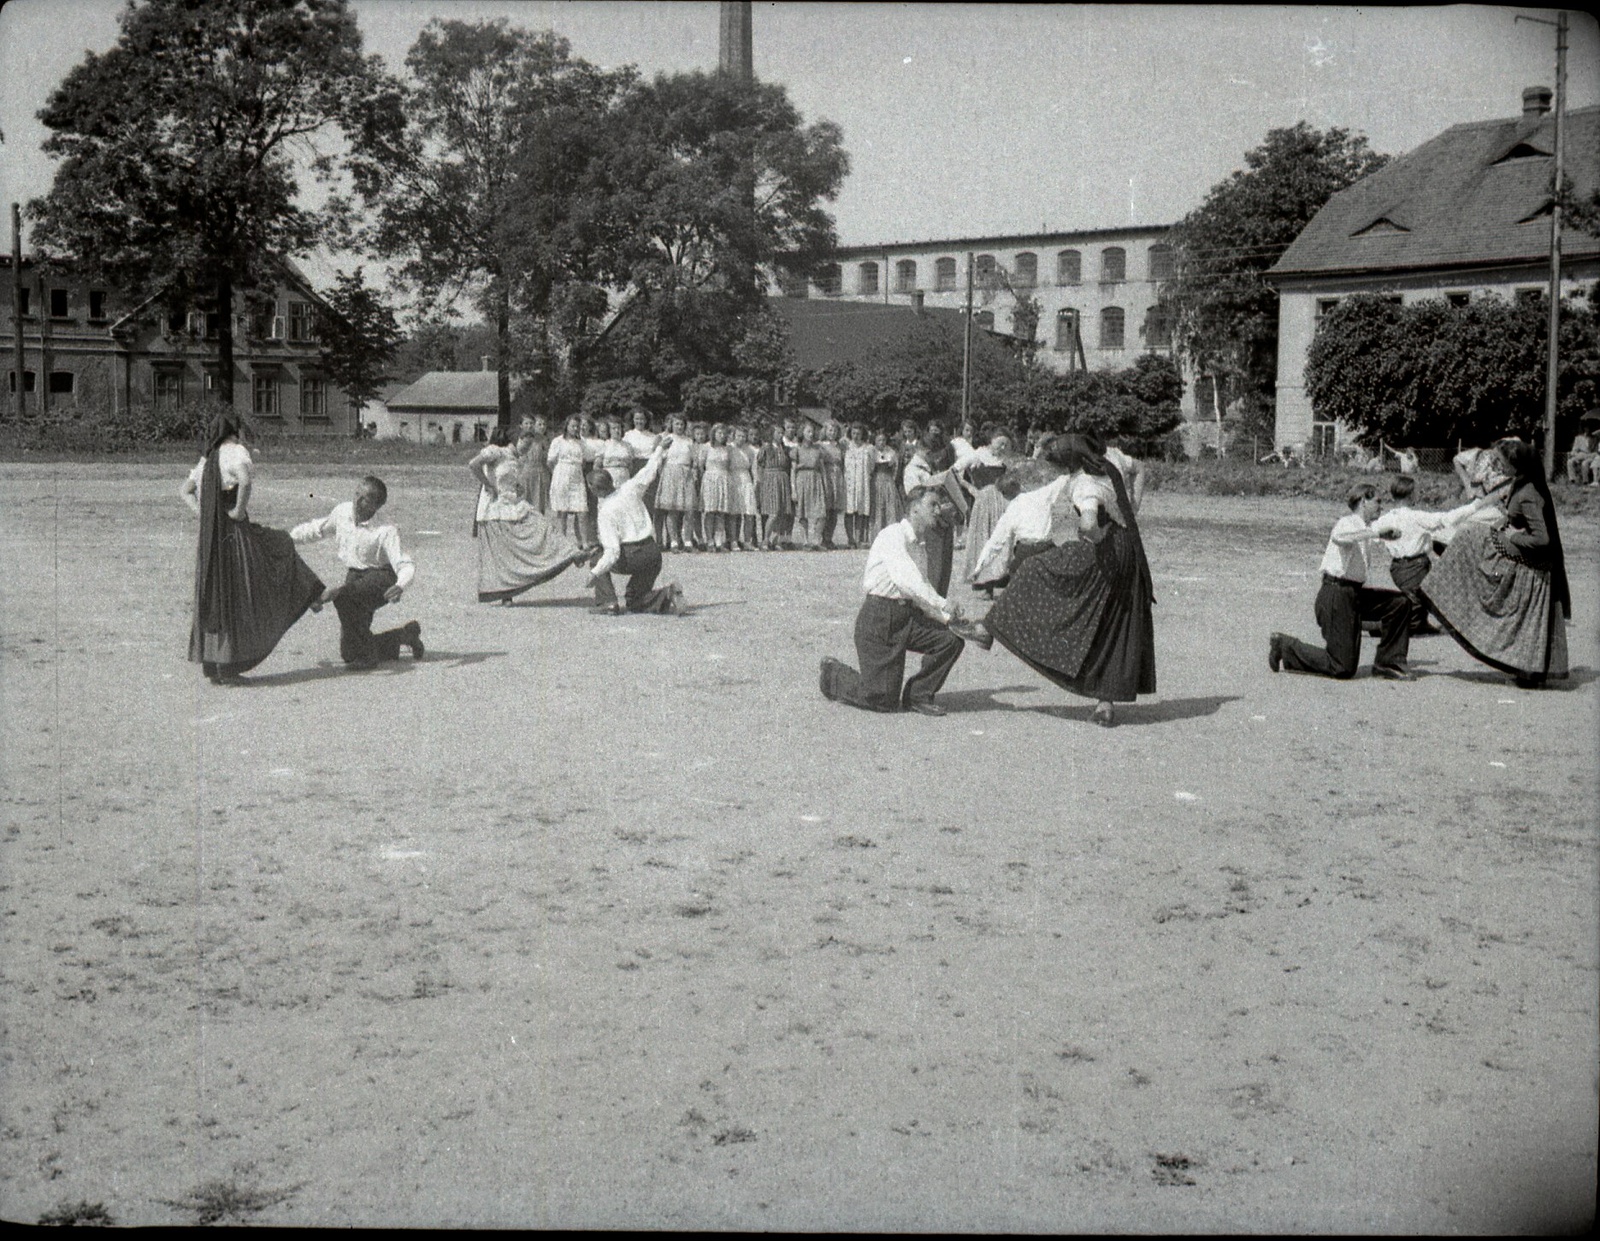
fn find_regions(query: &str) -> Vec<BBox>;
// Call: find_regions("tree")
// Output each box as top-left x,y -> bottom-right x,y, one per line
32,0 -> 401,407
1306,292 -> 1600,448
1162,123 -> 1390,416
314,268 -> 403,419
580,71 -> 848,409
351,19 -> 634,425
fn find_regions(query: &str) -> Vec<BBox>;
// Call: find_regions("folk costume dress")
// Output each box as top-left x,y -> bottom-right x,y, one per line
700,443 -> 734,515
477,453 -> 586,603
656,436 -> 699,514
961,448 -> 1014,586
983,464 -> 1156,704
791,443 -> 827,525
1422,481 -> 1570,682
188,440 -> 324,678
729,442 -> 759,520
473,443 -> 516,537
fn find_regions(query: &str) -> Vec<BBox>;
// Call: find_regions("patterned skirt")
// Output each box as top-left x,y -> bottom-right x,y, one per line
477,509 -> 584,603
793,467 -> 827,521
757,469 -> 792,518
732,472 -> 759,517
868,470 -> 903,535
1421,523 -> 1568,678
656,462 -> 697,512
700,466 -> 734,514
983,522 -> 1156,702
189,519 -> 324,673
963,485 -> 1010,584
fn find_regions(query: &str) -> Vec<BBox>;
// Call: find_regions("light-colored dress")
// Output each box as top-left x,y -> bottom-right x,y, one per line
729,444 -> 759,517
623,428 -> 660,471
477,454 -> 583,602
843,443 -> 873,517
547,436 -> 591,514
700,444 -> 734,513
656,436 -> 698,512
474,444 -> 517,526
599,439 -> 634,489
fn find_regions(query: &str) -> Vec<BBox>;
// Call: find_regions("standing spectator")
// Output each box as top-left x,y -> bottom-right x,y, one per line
1566,429 -> 1597,484
842,422 -> 874,549
547,415 -> 594,548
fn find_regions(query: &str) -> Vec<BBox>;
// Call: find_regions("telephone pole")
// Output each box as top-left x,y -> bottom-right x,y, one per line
10,204 -> 24,421
1518,10 -> 1568,476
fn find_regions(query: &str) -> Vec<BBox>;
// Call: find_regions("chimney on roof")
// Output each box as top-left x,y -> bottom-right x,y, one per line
481,355 -> 492,372
911,291 -> 925,316
1522,86 -> 1552,117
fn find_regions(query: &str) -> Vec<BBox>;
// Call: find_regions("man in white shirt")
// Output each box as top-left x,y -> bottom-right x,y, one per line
291,476 -> 422,670
1269,483 -> 1413,680
819,487 -> 975,716
587,438 -> 685,615
970,471 -> 1070,586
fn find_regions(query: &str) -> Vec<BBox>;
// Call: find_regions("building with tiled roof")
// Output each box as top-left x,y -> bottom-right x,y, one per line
1266,87 -> 1600,450
381,365 -> 531,444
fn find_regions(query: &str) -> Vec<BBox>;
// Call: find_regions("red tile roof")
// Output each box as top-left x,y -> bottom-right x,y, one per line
1270,105 -> 1600,279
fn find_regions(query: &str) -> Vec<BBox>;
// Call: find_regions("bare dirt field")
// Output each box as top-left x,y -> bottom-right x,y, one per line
2,462 -> 1596,1231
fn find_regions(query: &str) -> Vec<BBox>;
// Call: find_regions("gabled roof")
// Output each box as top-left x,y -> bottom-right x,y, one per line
385,370 -> 508,412
771,296 -> 983,370
1270,104 -> 1600,279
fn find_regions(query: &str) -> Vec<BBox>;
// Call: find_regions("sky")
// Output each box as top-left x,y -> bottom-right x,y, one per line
2,1 -> 1596,255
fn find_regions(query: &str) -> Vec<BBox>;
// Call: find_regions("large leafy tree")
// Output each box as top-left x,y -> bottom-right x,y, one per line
314,267 -> 403,419
350,19 -> 634,425
1162,123 -> 1389,416
582,71 -> 848,410
31,0 -> 402,406
1306,292 -> 1599,448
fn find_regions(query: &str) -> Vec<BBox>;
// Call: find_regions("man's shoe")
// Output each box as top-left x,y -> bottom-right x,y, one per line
1268,633 -> 1285,673
405,620 -> 424,660
949,620 -> 993,651
904,699 -> 947,717
1373,662 -> 1417,681
819,657 -> 845,702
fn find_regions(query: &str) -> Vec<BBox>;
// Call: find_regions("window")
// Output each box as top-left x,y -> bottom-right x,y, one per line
1446,291 -> 1470,308
48,371 -> 74,395
1315,297 -> 1341,322
857,262 -> 879,295
166,308 -> 186,335
1516,287 -> 1543,303
1144,305 -> 1172,348
1148,244 -> 1174,281
288,300 -> 311,341
975,253 -> 997,290
1311,422 -> 1337,458
817,263 -> 842,296
894,259 -> 918,293
154,369 -> 183,409
934,257 -> 957,292
88,291 -> 107,322
252,373 -> 279,418
1054,308 -> 1081,351
49,288 -> 69,318
204,311 -> 222,339
8,370 -> 37,393
1099,306 -> 1125,349
301,375 -> 328,420
1100,247 -> 1126,284
16,288 -> 30,317
1013,252 -> 1037,288
975,310 -> 994,330
1057,249 -> 1081,285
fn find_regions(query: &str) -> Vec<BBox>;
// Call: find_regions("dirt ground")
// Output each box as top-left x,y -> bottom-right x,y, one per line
1,462 -> 1595,1232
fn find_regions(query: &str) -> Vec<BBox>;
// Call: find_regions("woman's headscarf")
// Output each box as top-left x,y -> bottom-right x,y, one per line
1497,438 -> 1570,619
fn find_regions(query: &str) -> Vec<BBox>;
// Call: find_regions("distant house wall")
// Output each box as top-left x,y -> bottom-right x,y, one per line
1272,261 -> 1600,451
1,258 -> 355,435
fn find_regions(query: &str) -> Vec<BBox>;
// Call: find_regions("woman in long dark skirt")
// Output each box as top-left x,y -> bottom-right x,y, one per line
978,433 -> 1155,727
183,412 -> 324,683
1423,438 -> 1570,688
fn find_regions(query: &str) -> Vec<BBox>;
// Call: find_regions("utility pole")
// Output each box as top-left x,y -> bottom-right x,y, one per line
961,252 -> 974,427
10,204 -> 24,421
1519,10 -> 1568,476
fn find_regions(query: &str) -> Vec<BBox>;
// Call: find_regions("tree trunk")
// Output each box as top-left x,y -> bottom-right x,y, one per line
496,278 -> 511,428
217,269 -> 235,409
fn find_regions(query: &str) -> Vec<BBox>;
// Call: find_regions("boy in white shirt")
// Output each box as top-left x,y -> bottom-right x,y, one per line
291,476 -> 422,670
1269,483 -> 1414,681
1372,474 -> 1488,634
586,439 -> 686,615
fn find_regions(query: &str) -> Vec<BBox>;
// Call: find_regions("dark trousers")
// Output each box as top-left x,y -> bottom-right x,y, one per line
828,595 -> 964,710
924,523 -> 953,596
1388,553 -> 1433,632
1280,575 -> 1410,678
334,566 -> 409,664
590,539 -> 674,613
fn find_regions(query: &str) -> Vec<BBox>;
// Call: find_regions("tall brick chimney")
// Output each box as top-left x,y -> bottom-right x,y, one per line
719,2 -> 752,81
1523,85 -> 1553,117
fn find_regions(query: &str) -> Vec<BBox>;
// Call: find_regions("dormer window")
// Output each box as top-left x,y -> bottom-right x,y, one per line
1352,217 -> 1410,237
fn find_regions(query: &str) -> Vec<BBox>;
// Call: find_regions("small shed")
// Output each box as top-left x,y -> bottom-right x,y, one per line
382,367 -> 528,444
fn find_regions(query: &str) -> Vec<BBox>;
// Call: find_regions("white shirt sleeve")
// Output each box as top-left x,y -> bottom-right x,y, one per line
380,526 -> 415,590
290,507 -> 340,544
972,504 -> 1021,583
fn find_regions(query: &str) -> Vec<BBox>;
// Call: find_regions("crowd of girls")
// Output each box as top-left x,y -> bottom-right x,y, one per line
467,410 -> 1017,556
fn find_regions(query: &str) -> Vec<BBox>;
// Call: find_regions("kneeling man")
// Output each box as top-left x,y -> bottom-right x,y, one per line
588,437 -> 685,615
820,486 -> 978,717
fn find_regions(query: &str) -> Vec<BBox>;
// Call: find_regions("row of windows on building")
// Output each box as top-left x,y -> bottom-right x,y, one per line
10,368 -> 330,417
9,286 -> 319,342
811,245 -> 1174,297
951,305 -> 1171,349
